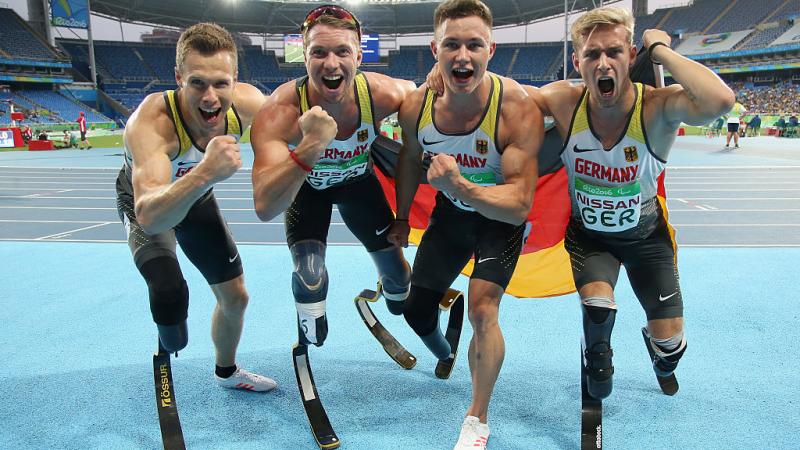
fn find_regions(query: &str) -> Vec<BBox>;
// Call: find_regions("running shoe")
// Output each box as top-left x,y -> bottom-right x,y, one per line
215,367 -> 277,392
453,415 -> 489,450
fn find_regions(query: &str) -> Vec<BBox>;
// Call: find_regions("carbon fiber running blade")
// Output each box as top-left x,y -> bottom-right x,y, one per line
581,348 -> 603,450
293,344 -> 340,449
153,350 -> 186,450
354,298 -> 417,369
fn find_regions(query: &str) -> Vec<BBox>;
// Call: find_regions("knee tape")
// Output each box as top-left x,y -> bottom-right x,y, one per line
369,247 -> 411,301
403,285 -> 442,337
290,241 -> 328,304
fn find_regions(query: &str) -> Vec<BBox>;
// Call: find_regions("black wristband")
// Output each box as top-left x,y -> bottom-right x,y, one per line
648,42 -> 669,65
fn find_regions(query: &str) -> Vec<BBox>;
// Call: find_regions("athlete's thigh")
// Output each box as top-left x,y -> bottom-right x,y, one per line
472,217 -> 527,290
411,198 -> 478,292
335,174 -> 395,252
116,181 -> 177,269
175,191 -> 242,285
621,227 -> 683,320
564,220 -> 622,290
285,181 -> 333,247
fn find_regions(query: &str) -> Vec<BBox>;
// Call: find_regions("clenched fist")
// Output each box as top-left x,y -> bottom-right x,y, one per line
197,134 -> 241,184
427,154 -> 462,193
296,106 -> 338,166
643,29 -> 671,58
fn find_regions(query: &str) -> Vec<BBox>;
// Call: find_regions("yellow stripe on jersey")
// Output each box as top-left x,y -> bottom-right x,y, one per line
627,83 -> 646,143
226,107 -> 241,136
479,74 -> 501,138
165,90 -> 192,155
572,89 -> 590,135
354,73 -> 373,126
299,80 -> 310,113
418,89 -> 435,132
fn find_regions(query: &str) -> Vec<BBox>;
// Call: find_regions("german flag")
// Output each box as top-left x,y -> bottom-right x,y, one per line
372,125 -> 574,298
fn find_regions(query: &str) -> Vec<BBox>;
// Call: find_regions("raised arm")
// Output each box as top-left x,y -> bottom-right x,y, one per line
129,96 -> 241,234
645,29 -> 735,126
250,84 -> 337,222
428,84 -> 543,225
386,87 -> 426,248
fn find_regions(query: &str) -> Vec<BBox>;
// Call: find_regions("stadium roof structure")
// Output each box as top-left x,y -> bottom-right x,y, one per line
90,0 -> 617,35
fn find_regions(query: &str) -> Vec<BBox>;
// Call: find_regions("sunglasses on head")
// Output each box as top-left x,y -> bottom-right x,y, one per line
301,4 -> 361,38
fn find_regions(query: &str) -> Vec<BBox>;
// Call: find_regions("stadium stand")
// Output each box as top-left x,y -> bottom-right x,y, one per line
0,8 -> 61,61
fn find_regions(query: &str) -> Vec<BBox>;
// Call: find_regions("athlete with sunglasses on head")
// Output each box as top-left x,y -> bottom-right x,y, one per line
251,5 -> 417,353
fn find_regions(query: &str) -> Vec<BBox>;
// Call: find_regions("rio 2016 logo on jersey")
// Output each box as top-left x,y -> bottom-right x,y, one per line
476,139 -> 488,155
358,129 -> 369,142
624,146 -> 638,162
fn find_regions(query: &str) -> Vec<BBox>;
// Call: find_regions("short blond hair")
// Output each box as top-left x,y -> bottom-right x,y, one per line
176,23 -> 237,72
571,6 -> 634,49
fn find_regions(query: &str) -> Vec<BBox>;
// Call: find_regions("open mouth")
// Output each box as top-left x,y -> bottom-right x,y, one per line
199,107 -> 222,122
598,77 -> 615,97
452,68 -> 474,82
322,75 -> 344,90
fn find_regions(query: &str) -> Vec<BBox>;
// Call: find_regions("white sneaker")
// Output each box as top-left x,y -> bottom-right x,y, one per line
215,367 -> 277,392
453,415 -> 490,450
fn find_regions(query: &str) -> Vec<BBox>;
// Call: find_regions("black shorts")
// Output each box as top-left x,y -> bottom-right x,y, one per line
116,172 -> 242,285
285,173 -> 395,252
80,130 -> 86,140
564,219 -> 683,320
727,123 -> 739,133
411,193 -> 526,292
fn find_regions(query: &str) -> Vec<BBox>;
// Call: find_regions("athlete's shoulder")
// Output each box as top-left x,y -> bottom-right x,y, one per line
232,82 -> 267,123
363,71 -> 416,118
266,79 -> 302,110
124,92 -> 177,151
127,92 -> 174,136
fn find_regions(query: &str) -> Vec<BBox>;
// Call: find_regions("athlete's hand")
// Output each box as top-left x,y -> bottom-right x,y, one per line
643,29 -> 671,54
427,154 -> 462,193
387,219 -> 411,248
426,63 -> 444,96
197,135 -> 241,184
298,106 -> 338,166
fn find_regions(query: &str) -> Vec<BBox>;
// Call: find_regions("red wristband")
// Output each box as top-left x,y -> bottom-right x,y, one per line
289,150 -> 312,173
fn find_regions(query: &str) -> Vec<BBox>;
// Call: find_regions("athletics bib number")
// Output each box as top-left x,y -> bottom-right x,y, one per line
574,177 -> 641,232
308,153 -> 370,189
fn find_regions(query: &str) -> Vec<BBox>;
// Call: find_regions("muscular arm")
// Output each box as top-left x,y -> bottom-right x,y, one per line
386,87 -> 426,248
128,95 -> 216,234
647,31 -> 735,126
250,83 -> 336,222
394,88 -> 426,221
439,84 -> 543,225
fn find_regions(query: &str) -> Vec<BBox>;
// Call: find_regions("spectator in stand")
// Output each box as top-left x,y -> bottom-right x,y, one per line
747,114 -> 761,137
76,111 -> 91,149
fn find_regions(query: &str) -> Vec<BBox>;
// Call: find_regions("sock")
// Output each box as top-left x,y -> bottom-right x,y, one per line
215,364 -> 237,378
